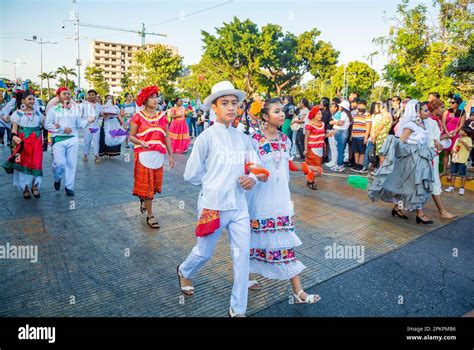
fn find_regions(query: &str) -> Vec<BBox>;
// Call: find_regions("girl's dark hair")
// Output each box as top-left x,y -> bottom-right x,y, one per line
392,96 -> 402,103
451,95 -> 463,106
462,125 -> 473,136
284,96 -> 294,105
261,98 -> 282,122
450,95 -> 465,118
15,90 -> 34,111
369,101 -> 378,115
332,97 -> 341,105
321,97 -> 330,109
175,98 -> 182,104
299,98 -> 310,110
417,101 -> 427,115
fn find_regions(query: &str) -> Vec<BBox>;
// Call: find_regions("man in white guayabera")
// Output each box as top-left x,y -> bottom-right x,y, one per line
45,87 -> 96,196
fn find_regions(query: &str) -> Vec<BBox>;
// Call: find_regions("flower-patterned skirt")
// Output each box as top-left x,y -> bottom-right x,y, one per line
249,214 -> 305,280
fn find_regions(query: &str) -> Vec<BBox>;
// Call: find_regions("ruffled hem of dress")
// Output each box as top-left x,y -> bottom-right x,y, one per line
250,259 -> 306,280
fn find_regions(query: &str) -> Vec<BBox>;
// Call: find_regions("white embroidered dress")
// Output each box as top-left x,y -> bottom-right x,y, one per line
246,129 -> 305,280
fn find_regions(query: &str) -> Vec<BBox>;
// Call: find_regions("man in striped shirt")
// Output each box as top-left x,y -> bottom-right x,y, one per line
350,100 -> 371,172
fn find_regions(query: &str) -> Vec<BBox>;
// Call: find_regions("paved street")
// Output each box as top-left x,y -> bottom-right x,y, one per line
0,132 -> 473,317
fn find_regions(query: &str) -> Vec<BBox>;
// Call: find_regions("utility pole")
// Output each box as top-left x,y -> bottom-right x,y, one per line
62,0 -> 81,88
24,37 -> 57,100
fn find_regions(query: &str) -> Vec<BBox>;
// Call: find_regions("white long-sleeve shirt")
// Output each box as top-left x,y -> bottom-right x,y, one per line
184,121 -> 260,211
45,104 -> 89,137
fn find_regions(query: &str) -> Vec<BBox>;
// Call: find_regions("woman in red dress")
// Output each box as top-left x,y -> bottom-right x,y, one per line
129,86 -> 174,229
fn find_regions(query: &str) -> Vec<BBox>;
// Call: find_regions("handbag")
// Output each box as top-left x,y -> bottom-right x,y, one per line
368,142 -> 377,164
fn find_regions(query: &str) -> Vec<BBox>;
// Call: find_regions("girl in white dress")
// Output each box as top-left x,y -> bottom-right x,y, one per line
246,98 -> 321,304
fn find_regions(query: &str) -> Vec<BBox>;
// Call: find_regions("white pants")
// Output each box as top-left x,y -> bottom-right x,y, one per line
83,128 -> 100,157
290,131 -> 298,157
328,135 -> 337,163
52,137 -> 79,191
432,155 -> 442,196
180,209 -> 251,315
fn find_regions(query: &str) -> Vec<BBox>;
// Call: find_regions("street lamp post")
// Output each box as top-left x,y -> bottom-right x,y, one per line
2,59 -> 26,80
24,37 -> 57,100
62,0 -> 81,89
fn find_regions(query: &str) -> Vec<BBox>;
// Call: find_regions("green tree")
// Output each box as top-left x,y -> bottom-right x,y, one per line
130,44 -> 184,99
257,26 -> 339,95
38,71 -> 56,100
56,66 -> 76,88
446,44 -> 474,94
200,17 -> 261,95
372,0 -> 472,98
84,66 -> 109,97
180,17 -> 339,97
178,55 -> 238,99
57,78 -> 76,91
120,72 -> 132,94
331,61 -> 380,99
290,78 -> 335,104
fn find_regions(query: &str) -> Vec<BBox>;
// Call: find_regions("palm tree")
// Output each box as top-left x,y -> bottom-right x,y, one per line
56,66 -> 76,87
38,72 -> 56,100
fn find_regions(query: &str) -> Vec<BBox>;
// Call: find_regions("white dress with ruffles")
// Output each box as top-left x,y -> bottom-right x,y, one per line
246,129 -> 305,280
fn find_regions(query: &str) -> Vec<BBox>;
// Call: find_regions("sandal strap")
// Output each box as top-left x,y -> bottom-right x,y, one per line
306,294 -> 321,303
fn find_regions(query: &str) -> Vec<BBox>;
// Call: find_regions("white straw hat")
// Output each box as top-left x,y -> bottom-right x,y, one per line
203,81 -> 245,110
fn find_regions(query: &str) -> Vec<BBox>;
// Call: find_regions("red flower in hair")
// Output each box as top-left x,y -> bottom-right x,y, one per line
308,106 -> 320,120
136,85 -> 160,107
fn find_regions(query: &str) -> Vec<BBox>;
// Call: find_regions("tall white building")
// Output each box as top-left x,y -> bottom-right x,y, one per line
88,40 -> 179,96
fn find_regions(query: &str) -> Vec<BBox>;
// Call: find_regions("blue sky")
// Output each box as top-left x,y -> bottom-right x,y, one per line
0,0 -> 433,88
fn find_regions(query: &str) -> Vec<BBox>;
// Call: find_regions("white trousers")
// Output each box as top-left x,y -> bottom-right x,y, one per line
328,135 -> 338,163
432,155 -> 442,196
52,137 -> 79,191
83,128 -> 100,157
290,131 -> 298,157
180,209 -> 250,315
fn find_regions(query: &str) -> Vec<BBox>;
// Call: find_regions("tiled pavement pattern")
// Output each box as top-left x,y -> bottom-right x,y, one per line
0,136 -> 473,317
